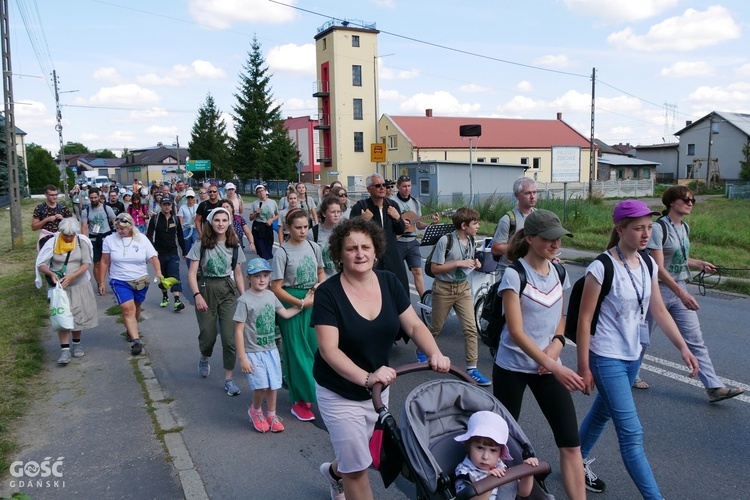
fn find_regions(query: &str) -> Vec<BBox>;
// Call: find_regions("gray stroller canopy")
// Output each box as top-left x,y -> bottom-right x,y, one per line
399,379 -> 536,493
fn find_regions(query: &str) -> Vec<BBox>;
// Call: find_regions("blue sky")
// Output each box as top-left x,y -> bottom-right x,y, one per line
11,0 -> 750,156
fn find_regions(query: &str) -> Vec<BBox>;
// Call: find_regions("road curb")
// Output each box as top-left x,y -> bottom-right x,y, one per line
134,356 -> 208,499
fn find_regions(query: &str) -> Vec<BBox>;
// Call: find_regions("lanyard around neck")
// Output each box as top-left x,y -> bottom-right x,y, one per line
664,215 -> 688,261
615,246 -> 646,320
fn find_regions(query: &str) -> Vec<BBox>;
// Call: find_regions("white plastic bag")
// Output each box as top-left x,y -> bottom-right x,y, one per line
50,283 -> 75,331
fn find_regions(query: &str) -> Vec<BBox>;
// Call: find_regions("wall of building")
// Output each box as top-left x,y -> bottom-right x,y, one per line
679,120 -> 747,180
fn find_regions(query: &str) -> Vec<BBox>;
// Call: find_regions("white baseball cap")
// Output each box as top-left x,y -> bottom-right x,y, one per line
225,182 -> 236,190
454,411 -> 513,461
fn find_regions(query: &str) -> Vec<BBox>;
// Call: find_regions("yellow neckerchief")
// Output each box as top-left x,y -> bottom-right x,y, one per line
54,235 -> 76,255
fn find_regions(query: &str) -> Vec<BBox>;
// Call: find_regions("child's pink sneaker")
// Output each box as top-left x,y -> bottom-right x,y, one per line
291,401 -> 315,421
267,414 -> 285,433
248,408 -> 270,433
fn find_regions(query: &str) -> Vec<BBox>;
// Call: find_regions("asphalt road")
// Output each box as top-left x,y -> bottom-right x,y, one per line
3,240 -> 748,499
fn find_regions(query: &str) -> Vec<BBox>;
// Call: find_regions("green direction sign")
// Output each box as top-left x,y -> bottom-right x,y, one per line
128,166 -> 141,172
186,160 -> 211,172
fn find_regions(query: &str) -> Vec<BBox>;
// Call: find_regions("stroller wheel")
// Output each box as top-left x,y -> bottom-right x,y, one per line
419,290 -> 432,326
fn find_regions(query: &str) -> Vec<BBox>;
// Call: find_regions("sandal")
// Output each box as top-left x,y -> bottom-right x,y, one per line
632,378 -> 650,390
707,387 -> 744,403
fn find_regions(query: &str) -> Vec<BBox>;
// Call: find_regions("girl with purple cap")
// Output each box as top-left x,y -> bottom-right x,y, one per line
454,411 -> 539,499
577,199 -> 699,499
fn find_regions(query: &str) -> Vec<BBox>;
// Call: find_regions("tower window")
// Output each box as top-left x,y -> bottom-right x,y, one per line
352,65 -> 362,86
352,35 -> 360,47
353,99 -> 363,120
354,132 -> 364,152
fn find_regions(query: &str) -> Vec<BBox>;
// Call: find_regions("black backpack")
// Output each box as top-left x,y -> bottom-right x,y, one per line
424,233 -> 476,279
564,250 -> 654,343
479,260 -> 566,353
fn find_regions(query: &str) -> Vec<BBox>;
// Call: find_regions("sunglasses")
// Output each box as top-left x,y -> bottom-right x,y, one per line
397,175 -> 410,183
208,190 -> 218,194
681,197 -> 696,205
338,193 -> 348,197
371,183 -> 387,189
199,191 -> 207,195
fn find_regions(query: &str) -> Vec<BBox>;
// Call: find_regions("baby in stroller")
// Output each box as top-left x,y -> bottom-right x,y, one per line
454,411 -> 539,500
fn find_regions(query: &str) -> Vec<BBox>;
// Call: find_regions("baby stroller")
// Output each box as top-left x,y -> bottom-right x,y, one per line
372,363 -> 554,500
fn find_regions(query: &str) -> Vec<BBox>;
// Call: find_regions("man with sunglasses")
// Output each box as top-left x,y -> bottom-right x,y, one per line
194,183 -> 222,238
391,175 -> 439,298
350,174 -> 409,293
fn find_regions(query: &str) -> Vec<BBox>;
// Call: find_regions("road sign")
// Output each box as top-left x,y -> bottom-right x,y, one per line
128,166 -> 141,172
371,143 -> 386,163
328,172 -> 339,175
187,160 -> 211,172
162,169 -> 167,175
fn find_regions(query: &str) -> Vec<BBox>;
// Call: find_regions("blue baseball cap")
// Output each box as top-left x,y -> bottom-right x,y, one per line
246,258 -> 272,275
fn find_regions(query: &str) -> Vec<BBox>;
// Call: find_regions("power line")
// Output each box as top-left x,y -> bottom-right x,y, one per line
14,0 -> 55,97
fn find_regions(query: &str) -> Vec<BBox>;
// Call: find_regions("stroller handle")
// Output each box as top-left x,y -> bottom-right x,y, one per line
372,363 -> 476,413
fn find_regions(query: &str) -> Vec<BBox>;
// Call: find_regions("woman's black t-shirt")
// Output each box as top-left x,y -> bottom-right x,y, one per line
312,270 -> 410,401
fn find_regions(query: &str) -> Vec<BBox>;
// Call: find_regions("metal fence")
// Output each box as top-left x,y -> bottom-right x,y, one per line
726,182 -> 750,200
428,179 -> 655,205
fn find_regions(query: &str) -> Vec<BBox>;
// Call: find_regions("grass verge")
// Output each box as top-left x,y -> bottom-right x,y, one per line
0,200 -> 53,475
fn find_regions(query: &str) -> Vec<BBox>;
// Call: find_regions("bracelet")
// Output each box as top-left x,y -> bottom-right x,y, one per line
299,298 -> 305,309
553,335 -> 566,347
193,292 -> 201,298
364,372 -> 372,394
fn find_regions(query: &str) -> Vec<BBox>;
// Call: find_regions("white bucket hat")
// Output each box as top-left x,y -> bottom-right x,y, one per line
454,411 -> 513,461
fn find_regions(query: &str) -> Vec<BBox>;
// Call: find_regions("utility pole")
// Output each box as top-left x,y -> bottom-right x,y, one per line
588,67 -> 596,198
705,113 -> 714,185
52,70 -> 68,190
1,0 -> 23,248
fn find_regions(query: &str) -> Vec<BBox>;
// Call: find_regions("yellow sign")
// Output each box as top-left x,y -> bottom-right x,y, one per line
371,143 -> 386,163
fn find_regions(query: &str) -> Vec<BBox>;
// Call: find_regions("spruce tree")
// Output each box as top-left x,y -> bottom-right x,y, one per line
188,93 -> 231,180
232,36 -> 298,182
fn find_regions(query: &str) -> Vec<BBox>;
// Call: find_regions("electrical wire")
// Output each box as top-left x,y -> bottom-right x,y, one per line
14,0 -> 55,97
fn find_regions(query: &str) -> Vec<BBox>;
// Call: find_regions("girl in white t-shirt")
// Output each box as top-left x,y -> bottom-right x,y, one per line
492,209 -> 586,499
577,200 -> 699,499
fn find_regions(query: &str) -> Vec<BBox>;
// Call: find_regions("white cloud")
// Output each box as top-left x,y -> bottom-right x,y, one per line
533,54 -> 573,68
80,133 -> 100,142
188,0 -> 297,29
266,43 -> 316,76
281,98 -> 317,112
107,131 -> 138,145
78,84 -> 160,106
13,100 -> 47,117
660,61 -> 713,78
129,107 -> 170,121
379,61 -> 419,80
146,125 -> 178,136
379,89 -> 404,101
495,90 -> 640,116
737,63 -> 750,77
515,81 -> 533,92
563,0 -> 678,23
607,6 -> 741,52
93,67 -> 123,83
137,60 -> 226,86
458,84 -> 493,93
687,82 -> 750,107
399,91 -> 481,114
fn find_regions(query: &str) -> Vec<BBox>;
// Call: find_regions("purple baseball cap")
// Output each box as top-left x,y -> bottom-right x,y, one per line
613,200 -> 661,223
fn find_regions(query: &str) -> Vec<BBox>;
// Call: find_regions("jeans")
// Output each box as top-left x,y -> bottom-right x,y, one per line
579,352 -> 663,500
183,227 -> 198,258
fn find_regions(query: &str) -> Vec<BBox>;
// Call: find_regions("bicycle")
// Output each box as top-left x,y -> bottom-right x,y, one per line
417,238 -> 500,330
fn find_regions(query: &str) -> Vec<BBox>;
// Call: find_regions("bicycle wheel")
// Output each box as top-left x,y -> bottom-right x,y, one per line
419,290 -> 433,326
474,291 -> 487,335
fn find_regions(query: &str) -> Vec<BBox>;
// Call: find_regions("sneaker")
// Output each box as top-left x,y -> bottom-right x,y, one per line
198,357 -> 210,378
707,386 -> 744,403
319,462 -> 345,500
57,350 -> 71,365
291,401 -> 315,421
248,408 -> 269,433
224,379 -> 241,397
267,414 -> 285,433
160,296 -> 169,308
174,300 -> 185,312
467,368 -> 491,386
71,344 -> 85,358
131,340 -> 142,356
415,348 -> 428,363
583,457 -> 606,493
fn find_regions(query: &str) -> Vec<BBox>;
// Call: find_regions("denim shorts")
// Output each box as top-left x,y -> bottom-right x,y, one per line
244,349 -> 282,391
